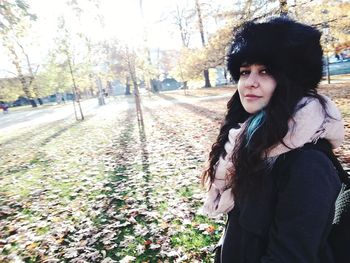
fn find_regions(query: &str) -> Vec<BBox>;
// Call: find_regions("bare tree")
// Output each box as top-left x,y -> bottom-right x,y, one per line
139,0 -> 158,94
170,3 -> 194,91
102,40 -> 144,124
194,0 -> 211,87
56,16 -> 84,120
173,4 -> 192,48
124,46 -> 144,125
0,0 -> 40,107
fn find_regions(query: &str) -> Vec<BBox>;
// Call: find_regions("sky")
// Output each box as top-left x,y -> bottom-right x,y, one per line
28,0 -> 189,50
28,0 -> 236,48
0,0 -> 185,76
0,0 -> 234,77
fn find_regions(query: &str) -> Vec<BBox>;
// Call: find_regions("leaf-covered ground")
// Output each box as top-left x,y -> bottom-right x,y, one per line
1,84 -> 349,263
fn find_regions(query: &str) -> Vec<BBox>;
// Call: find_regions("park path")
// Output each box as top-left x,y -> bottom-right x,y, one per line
1,85 -> 350,262
0,97 -> 134,134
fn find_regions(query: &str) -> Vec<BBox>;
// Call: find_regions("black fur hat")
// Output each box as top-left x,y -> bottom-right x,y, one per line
227,17 -> 323,89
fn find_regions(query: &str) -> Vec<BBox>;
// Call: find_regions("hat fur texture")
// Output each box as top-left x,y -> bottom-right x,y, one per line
227,17 -> 323,89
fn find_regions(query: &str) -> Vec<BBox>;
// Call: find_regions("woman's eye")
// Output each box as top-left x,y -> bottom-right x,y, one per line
260,69 -> 270,75
240,70 -> 249,76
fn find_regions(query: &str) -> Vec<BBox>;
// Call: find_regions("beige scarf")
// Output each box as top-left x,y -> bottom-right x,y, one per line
202,95 -> 344,217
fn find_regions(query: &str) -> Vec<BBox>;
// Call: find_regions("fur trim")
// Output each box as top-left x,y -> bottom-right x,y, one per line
227,17 -> 323,89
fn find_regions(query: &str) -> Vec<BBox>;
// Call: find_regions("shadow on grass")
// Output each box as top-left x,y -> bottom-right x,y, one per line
137,119 -> 151,204
86,107 -> 161,261
142,105 -> 200,160
0,119 -> 86,176
38,119 -> 86,147
0,116 -> 88,148
0,122 -> 87,183
141,104 -> 221,260
154,93 -> 224,123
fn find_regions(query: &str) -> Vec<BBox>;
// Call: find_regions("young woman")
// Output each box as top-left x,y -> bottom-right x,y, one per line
202,17 -> 344,262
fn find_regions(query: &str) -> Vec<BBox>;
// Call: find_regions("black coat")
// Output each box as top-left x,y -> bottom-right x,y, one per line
220,146 -> 341,263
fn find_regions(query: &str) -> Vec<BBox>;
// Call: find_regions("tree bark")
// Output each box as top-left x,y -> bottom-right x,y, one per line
5,41 -> 37,107
175,5 -> 191,48
68,57 -> 84,120
133,79 -> 144,126
125,85 -> 131,95
195,0 -> 211,87
203,69 -> 211,88
126,47 -> 144,125
17,40 -> 42,103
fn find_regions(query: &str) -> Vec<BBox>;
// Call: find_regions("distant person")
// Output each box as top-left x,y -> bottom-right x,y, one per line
0,102 -> 9,114
202,17 -> 346,262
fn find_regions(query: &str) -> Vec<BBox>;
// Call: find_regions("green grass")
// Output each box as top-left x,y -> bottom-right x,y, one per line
36,226 -> 50,235
179,186 -> 194,198
171,227 -> 213,250
0,100 -> 227,262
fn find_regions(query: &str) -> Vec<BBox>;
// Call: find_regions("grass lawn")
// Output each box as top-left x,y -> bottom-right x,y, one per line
1,83 -> 349,262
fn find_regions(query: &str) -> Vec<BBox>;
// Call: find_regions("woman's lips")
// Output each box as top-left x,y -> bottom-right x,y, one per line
245,94 -> 261,100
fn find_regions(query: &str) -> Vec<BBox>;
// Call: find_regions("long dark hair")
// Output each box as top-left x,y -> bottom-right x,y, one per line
202,72 -> 327,198
202,17 -> 327,198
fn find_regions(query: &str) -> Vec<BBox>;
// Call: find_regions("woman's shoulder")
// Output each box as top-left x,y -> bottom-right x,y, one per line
272,144 -> 341,190
277,144 -> 330,165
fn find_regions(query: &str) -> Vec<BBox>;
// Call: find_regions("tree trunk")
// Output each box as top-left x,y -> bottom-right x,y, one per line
183,81 -> 188,95
195,0 -> 205,47
203,69 -> 211,88
125,84 -> 131,95
32,85 -> 42,105
96,77 -> 105,106
68,57 -> 84,120
16,39 -> 41,106
18,76 -> 37,107
5,42 -> 37,107
195,0 -> 211,88
133,79 -> 144,126
29,99 -> 37,107
183,81 -> 188,89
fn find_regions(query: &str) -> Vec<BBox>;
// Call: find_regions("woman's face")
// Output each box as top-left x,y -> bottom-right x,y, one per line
237,64 -> 277,114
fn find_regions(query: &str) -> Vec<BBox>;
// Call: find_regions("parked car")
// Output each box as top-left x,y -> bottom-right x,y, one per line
161,78 -> 181,91
12,97 -> 30,107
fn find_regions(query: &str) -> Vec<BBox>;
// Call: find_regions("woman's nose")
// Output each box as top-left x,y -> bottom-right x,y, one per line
245,73 -> 259,88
